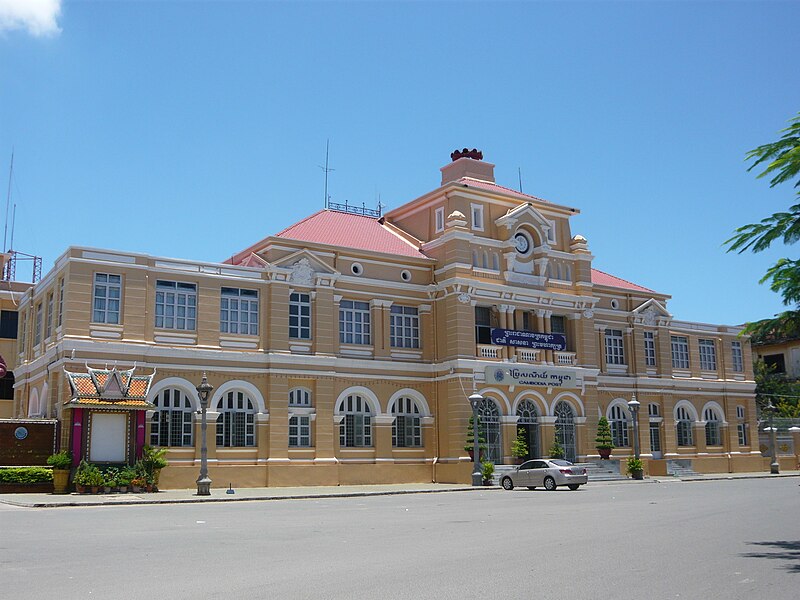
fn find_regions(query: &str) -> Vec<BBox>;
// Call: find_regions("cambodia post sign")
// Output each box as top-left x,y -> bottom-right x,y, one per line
489,329 -> 567,351
486,365 -> 581,389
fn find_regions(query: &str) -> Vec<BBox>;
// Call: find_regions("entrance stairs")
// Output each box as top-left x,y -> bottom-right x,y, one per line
666,459 -> 702,478
582,460 -> 627,482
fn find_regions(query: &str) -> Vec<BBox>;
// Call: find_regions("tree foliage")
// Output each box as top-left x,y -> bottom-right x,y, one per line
753,358 -> 800,417
726,112 -> 800,336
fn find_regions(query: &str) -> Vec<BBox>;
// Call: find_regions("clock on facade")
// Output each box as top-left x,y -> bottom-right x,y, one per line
514,233 -> 530,254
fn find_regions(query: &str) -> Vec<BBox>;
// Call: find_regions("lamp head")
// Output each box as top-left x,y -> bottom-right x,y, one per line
468,392 -> 483,410
196,372 -> 214,408
627,396 -> 641,414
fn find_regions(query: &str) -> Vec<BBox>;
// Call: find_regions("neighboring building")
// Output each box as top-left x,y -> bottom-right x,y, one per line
751,325 -> 800,379
0,252 -> 33,418
11,150 -> 761,487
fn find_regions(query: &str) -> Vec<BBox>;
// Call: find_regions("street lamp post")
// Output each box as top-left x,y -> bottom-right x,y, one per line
468,393 -> 484,487
764,401 -> 779,475
627,394 -> 641,460
196,372 -> 214,495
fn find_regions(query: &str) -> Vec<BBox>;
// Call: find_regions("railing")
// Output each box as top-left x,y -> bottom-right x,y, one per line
476,345 -> 501,359
555,351 -> 577,366
516,348 -> 541,362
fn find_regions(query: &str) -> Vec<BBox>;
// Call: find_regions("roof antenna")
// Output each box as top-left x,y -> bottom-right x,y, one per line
318,139 -> 335,209
4,149 -> 13,251
518,167 -> 523,193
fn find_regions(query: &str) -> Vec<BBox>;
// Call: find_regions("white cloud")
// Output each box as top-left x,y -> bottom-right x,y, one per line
0,0 -> 62,37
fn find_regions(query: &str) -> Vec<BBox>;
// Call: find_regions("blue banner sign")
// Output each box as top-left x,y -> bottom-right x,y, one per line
490,328 -> 567,351
486,365 -> 580,389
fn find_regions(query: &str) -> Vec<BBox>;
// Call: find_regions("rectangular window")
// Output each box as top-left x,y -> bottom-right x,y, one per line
475,306 -> 492,345
649,422 -> 661,453
699,339 -> 717,371
393,415 -> 422,447
18,311 -> 26,353
604,329 -> 625,365
390,305 -> 419,349
57,278 -> 64,328
0,310 -> 18,339
289,415 -> 312,447
671,335 -> 689,369
522,311 -> 532,332
546,219 -> 557,244
737,423 -> 747,446
155,280 -> 196,331
34,303 -> 42,346
340,413 -> 372,447
731,341 -> 743,372
644,331 -> 656,367
45,292 -> 54,339
471,203 -> 484,231
677,421 -> 693,447
435,206 -> 444,233
339,300 -> 371,345
289,292 -> 311,339
550,315 -> 566,335
93,273 -> 121,324
220,287 -> 259,335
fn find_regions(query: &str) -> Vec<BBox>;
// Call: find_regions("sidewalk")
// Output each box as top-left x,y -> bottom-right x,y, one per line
1,472 -> 797,508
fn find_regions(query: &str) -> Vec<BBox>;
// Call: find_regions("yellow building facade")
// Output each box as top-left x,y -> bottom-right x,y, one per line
10,151 -> 762,487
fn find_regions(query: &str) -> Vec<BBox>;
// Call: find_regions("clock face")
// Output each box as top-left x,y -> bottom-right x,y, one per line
514,233 -> 530,254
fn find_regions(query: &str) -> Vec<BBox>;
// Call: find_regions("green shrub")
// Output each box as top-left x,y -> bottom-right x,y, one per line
74,461 -> 104,487
548,439 -> 565,459
626,457 -> 644,474
46,450 -> 72,470
511,430 -> 528,459
594,417 -> 614,450
481,460 -> 495,482
0,467 -> 54,484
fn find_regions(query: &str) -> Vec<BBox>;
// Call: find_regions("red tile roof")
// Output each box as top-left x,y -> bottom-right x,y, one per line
273,210 -> 429,259
591,268 -> 656,293
455,177 -> 551,204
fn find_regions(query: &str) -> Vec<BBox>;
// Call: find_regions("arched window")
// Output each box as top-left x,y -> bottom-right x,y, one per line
27,388 -> 39,418
704,407 -> 721,446
151,388 -> 194,447
289,388 -> 313,447
609,404 -> 630,447
676,406 -> 694,447
554,401 -> 577,462
736,405 -> 747,446
339,394 -> 373,447
392,397 -> 422,447
472,250 -> 478,267
215,390 -> 256,447
492,253 -> 500,271
482,251 -> 489,269
477,398 -> 502,463
516,399 -> 540,459
0,371 -> 15,400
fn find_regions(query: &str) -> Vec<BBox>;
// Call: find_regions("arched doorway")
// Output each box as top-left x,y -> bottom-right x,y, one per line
554,400 -> 577,463
478,397 -> 502,464
516,399 -> 540,460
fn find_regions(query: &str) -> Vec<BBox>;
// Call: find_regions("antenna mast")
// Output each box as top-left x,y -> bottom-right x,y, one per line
4,150 -> 13,251
319,139 -> 335,209
518,167 -> 523,193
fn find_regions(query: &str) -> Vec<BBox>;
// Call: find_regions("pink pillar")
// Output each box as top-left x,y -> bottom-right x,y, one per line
71,409 -> 84,465
136,411 -> 146,459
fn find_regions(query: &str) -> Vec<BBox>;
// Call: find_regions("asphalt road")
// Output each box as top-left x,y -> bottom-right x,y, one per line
1,478 -> 798,600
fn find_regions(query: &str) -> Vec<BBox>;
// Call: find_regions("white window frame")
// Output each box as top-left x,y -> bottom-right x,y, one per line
155,280 -> 197,331
289,292 -> 312,340
220,287 -> 259,336
33,303 -> 42,346
671,335 -> 689,369
699,339 -> 717,371
604,329 -> 625,366
435,206 -> 444,233
215,390 -> 256,447
704,407 -> 721,446
676,406 -> 693,447
57,277 -> 64,328
609,404 -> 630,448
546,219 -> 557,244
392,396 -> 422,447
731,341 -> 744,372
151,388 -> 194,447
339,300 -> 371,345
92,273 -> 122,325
643,331 -> 656,367
390,305 -> 419,349
289,415 -> 312,447
45,292 -> 54,339
339,394 -> 372,447
470,203 -> 484,232
289,388 -> 312,407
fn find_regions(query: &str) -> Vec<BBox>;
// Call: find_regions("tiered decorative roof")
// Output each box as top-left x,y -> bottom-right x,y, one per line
63,366 -> 155,410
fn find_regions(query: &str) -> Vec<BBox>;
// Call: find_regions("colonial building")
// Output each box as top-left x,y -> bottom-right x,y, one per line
10,150 -> 761,487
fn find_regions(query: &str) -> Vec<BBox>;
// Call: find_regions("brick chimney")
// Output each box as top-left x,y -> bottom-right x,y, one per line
440,148 -> 495,185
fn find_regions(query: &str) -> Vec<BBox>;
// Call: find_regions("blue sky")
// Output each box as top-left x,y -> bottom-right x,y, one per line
1,0 -> 798,326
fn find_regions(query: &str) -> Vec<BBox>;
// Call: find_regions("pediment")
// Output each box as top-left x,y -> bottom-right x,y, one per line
495,202 -> 551,238
272,250 -> 338,286
631,298 -> 672,326
237,253 -> 269,268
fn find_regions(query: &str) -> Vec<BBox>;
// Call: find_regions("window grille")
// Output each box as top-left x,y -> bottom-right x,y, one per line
220,287 -> 259,335
215,391 -> 256,447
731,341 -> 744,372
339,300 -> 371,345
155,280 -> 196,331
671,336 -> 689,369
391,396 -> 422,447
604,329 -> 625,365
699,339 -> 717,371
151,388 -> 194,447
289,292 -> 311,339
644,331 -> 656,367
390,306 -> 420,349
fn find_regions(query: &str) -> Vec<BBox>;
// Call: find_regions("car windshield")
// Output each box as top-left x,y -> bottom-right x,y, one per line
550,459 -> 573,466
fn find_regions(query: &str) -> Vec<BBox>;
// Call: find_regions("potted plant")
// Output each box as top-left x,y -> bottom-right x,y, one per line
85,465 -> 104,493
130,476 -> 146,493
464,415 -> 487,461
481,460 -> 495,486
73,460 -> 90,493
141,445 -> 168,490
103,467 -> 119,493
511,430 -> 528,464
626,457 -> 644,480
117,467 -> 135,493
595,416 -> 615,460
46,450 -> 72,494
548,439 -> 565,459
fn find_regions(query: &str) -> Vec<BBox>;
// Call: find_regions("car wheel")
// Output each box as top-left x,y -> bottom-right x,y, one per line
544,476 -> 557,491
568,484 -> 580,491
527,486 -> 536,490
501,477 -> 514,491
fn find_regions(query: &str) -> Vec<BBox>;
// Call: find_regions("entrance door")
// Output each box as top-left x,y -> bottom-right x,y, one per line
554,401 -> 576,463
650,422 -> 662,459
516,399 -> 540,460
89,412 -> 128,462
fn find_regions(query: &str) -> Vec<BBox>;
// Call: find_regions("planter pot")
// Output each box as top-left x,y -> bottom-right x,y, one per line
145,484 -> 154,493
630,470 -> 644,480
131,485 -> 141,493
103,486 -> 112,494
117,485 -> 128,493
52,469 -> 70,495
597,448 -> 612,460
482,479 -> 492,486
75,484 -> 87,494
90,486 -> 100,494
513,457 -> 524,465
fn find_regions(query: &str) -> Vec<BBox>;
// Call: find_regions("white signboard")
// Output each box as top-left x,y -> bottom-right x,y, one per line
485,365 -> 581,389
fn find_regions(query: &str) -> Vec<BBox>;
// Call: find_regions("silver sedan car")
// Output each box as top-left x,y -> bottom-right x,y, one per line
500,459 -> 588,491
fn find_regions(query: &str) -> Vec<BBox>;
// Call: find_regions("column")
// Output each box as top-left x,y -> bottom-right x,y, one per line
315,379 -> 336,462
314,287 -> 336,355
372,299 -> 391,359
373,415 -> 394,460
419,304 -> 433,361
